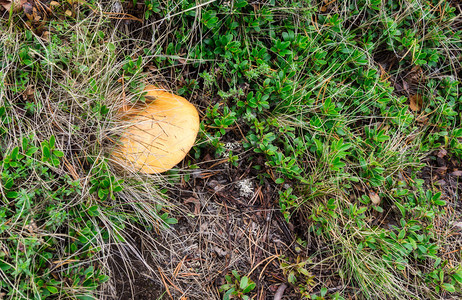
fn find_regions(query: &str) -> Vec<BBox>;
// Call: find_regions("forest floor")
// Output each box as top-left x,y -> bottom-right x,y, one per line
0,0 -> 461,299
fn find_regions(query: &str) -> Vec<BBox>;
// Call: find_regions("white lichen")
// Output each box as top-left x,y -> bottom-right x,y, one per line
236,179 -> 254,197
221,142 -> 240,159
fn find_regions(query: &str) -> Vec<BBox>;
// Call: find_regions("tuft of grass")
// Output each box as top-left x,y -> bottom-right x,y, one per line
0,2 -> 179,298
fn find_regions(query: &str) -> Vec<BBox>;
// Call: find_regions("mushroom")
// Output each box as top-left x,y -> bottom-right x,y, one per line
113,85 -> 199,174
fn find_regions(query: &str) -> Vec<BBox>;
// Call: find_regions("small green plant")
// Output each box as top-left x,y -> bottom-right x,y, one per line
280,255 -> 315,298
144,0 -> 160,19
204,103 -> 237,137
41,135 -> 64,167
88,158 -> 124,200
279,187 -> 298,222
219,270 -> 256,300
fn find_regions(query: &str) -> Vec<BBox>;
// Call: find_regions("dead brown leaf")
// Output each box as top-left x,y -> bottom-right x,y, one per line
409,94 -> 423,111
23,85 -> 35,101
0,0 -> 26,12
184,197 -> 201,215
436,179 -> 446,186
437,149 -> 447,158
453,222 -> 462,231
402,79 -> 410,94
436,166 -> 448,175
41,30 -> 50,41
416,114 -> 428,125
451,170 -> 462,177
408,65 -> 424,83
369,191 -> 381,205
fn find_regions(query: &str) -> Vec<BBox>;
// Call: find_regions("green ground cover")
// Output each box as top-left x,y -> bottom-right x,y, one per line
0,0 -> 461,299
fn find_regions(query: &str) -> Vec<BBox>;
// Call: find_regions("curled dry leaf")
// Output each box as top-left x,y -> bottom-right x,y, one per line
369,191 -> 381,205
0,0 -> 26,12
453,222 -> 462,231
23,85 -> 34,99
436,179 -> 446,186
436,166 -> 448,175
213,246 -> 227,257
409,94 -> 423,112
451,170 -> 462,177
402,79 -> 410,94
437,148 -> 447,158
184,197 -> 201,215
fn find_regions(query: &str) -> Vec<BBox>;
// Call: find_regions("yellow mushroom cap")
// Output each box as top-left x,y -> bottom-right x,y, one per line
113,85 -> 200,174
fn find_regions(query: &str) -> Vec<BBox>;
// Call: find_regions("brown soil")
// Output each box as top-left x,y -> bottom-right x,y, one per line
106,148 -> 302,299
107,231 -> 164,300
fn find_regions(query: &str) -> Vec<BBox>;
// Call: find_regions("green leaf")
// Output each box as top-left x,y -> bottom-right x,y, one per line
10,147 -> 19,160
107,42 -> 116,52
223,287 -> 235,300
98,189 -> 107,199
49,135 -> 56,148
434,200 -> 446,206
275,178 -> 285,184
6,191 -> 18,198
52,158 -> 60,167
219,284 -> 232,292
53,150 -> 64,157
113,185 -> 123,192
98,274 -> 110,283
26,147 -> 39,156
88,205 -> 100,217
23,59 -> 33,66
442,283 -> 455,293
0,261 -> 11,271
46,286 -> 58,294
395,202 -> 406,217
432,191 -> 442,202
165,218 -> 178,225
235,0 -> 247,8
225,275 -> 232,283
453,128 -> 462,138
299,268 -> 310,276
288,270 -> 296,284
240,276 -> 249,290
373,205 -> 384,213
452,271 -> 462,283
243,282 -> 256,293
232,270 -> 240,281
4,178 -> 14,190
76,295 -> 96,300
42,144 -> 51,160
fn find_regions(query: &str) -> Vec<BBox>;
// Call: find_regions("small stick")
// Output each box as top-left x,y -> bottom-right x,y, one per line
157,267 -> 173,299
121,72 -> 127,113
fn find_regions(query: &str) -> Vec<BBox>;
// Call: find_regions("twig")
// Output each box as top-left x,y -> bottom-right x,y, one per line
157,266 -> 173,299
